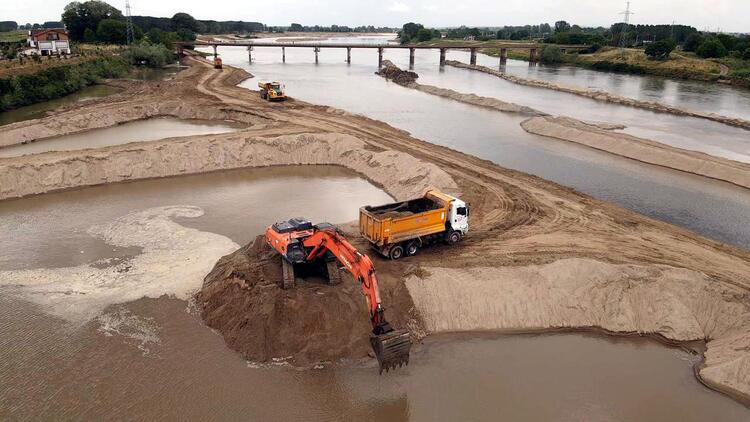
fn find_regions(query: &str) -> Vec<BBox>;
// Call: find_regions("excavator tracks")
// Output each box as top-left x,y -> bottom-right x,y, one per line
281,258 -> 295,289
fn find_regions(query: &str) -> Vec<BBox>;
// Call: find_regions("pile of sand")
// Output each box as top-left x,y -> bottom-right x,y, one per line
0,132 -> 458,201
196,237 -> 376,365
521,116 -> 750,189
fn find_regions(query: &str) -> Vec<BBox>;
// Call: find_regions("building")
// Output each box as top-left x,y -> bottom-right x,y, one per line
27,28 -> 71,55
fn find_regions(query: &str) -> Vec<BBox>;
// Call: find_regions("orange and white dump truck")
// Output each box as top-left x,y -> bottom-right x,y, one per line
359,190 -> 469,259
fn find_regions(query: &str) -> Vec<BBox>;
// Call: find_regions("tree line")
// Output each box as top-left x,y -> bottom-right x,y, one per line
288,23 -> 395,33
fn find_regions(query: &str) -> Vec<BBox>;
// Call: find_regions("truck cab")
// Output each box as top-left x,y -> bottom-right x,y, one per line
448,197 -> 469,236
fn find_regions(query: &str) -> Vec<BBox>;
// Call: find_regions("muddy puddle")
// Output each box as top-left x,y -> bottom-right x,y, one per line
0,165 -> 392,270
0,84 -> 120,127
0,117 -> 240,158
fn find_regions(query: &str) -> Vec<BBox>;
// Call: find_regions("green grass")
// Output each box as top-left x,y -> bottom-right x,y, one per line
0,30 -> 26,43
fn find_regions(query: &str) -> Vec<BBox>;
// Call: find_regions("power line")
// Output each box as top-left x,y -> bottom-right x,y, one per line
125,0 -> 135,45
618,1 -> 634,56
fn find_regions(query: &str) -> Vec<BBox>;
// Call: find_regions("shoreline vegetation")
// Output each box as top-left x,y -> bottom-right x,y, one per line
480,45 -> 750,88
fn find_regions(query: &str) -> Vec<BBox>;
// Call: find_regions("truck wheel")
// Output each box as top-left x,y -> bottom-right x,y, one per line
406,241 -> 419,256
448,231 -> 461,244
389,245 -> 404,260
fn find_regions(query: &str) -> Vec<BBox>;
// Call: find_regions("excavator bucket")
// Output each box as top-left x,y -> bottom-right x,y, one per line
370,329 -> 411,374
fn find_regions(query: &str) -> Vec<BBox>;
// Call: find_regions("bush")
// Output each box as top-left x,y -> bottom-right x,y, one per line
416,28 -> 433,42
697,38 -> 728,58
683,33 -> 703,52
0,56 -> 129,110
539,45 -> 563,63
123,43 -> 175,68
743,49 -> 750,60
644,39 -> 676,59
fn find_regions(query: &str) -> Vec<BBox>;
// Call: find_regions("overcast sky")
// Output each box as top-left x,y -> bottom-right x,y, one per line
6,0 -> 749,33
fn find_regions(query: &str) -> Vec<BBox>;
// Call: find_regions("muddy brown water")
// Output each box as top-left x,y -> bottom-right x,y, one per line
0,117 -> 240,158
1,165 -> 748,419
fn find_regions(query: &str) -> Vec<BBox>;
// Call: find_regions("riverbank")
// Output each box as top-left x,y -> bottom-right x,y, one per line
2,55 -> 750,405
483,45 -> 750,88
0,56 -> 130,111
445,60 -> 750,130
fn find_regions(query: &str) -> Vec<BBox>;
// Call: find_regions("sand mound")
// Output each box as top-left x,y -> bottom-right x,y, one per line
196,236 -> 375,365
522,116 -> 750,189
0,132 -> 458,201
405,258 -> 750,401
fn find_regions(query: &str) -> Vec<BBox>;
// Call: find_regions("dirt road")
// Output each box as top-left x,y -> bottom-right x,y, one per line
3,56 -> 750,404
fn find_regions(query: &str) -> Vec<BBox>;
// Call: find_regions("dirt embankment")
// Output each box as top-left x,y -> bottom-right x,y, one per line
4,56 -> 750,403
0,132 -> 457,201
522,116 -> 750,190
446,60 -> 750,131
376,60 -> 542,115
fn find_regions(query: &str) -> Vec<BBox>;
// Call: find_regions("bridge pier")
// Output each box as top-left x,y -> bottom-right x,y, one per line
409,48 -> 415,69
346,47 -> 351,63
212,45 -> 218,58
500,48 -> 507,62
469,48 -> 477,65
282,47 -> 285,63
529,48 -> 537,62
314,47 -> 320,64
378,47 -> 383,67
439,48 -> 446,66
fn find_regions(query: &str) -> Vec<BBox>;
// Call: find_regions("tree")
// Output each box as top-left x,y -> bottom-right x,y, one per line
401,22 -> 423,39
83,27 -> 97,43
416,27 -> 432,42
683,33 -> 703,52
0,21 -> 18,32
43,21 -> 63,28
644,39 -> 676,59
696,38 -> 728,58
539,45 -> 563,63
62,1 -> 124,41
717,33 -> 738,52
171,12 -> 200,33
289,23 -> 303,31
96,18 -> 127,44
554,20 -> 571,33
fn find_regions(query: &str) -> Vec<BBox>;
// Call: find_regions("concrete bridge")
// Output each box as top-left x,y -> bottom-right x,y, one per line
178,41 -> 590,67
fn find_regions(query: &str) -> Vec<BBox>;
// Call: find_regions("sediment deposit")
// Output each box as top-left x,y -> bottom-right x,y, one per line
521,116 -> 750,189
377,60 -> 541,115
446,60 -> 750,130
3,55 -> 750,403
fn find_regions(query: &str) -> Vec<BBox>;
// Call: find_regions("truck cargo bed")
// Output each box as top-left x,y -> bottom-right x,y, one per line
364,197 -> 442,217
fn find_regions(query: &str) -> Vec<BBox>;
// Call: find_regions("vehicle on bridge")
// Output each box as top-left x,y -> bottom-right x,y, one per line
258,81 -> 286,101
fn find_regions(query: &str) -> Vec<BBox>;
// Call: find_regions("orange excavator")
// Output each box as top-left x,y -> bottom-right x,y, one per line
265,218 -> 411,373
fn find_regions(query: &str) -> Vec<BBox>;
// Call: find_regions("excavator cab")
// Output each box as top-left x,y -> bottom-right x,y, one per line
265,218 -> 412,373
